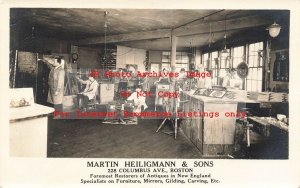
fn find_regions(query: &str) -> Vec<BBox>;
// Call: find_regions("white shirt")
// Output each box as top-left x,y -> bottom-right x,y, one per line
78,78 -> 99,100
197,71 -> 212,89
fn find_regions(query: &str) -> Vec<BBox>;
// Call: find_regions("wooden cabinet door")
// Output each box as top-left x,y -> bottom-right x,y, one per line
180,93 -> 191,138
189,99 -> 204,153
203,102 -> 237,145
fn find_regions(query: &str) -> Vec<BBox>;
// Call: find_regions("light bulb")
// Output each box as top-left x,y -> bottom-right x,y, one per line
267,22 -> 281,38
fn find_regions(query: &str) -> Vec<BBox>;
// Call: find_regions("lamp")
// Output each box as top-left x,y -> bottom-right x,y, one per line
266,22 -> 281,38
221,17 -> 230,56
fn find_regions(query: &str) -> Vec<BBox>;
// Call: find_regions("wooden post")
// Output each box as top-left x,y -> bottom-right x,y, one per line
171,32 -> 178,139
171,33 -> 177,70
170,32 -> 177,93
265,40 -> 271,91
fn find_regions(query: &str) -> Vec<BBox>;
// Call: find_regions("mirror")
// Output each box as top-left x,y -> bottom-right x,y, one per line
236,62 -> 249,79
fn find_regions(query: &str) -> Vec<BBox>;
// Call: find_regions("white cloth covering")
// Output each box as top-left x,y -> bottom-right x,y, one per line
127,91 -> 148,113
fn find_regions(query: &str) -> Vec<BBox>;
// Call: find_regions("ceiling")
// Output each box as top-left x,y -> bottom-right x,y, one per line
10,9 -> 289,51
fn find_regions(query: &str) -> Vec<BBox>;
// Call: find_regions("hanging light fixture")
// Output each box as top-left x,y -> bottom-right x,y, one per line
221,17 -> 230,56
266,22 -> 281,38
103,11 -> 108,62
208,23 -> 215,47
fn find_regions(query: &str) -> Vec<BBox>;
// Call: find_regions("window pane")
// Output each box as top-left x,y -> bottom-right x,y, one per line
246,42 -> 264,92
257,81 -> 262,92
162,63 -> 170,71
234,46 -> 244,57
249,43 -> 256,56
258,68 -> 263,80
253,55 -> 259,67
252,68 -> 258,80
252,80 -> 257,92
151,64 -> 159,73
202,53 -> 209,68
181,57 -> 189,63
233,46 -> 244,68
162,51 -> 170,63
219,69 -> 226,78
248,55 -> 254,67
256,42 -> 263,51
248,68 -> 253,79
233,57 -> 239,68
247,80 -> 251,91
211,52 -> 218,68
162,51 -> 170,56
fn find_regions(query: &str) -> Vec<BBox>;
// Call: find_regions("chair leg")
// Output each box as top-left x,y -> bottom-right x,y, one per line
174,118 -> 178,139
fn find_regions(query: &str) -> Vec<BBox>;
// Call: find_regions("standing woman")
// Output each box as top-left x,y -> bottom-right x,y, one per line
196,65 -> 212,89
156,68 -> 171,84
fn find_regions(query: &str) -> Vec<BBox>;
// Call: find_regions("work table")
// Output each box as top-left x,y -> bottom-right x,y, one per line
10,103 -> 54,122
249,116 -> 288,132
9,88 -> 54,157
181,90 -> 258,104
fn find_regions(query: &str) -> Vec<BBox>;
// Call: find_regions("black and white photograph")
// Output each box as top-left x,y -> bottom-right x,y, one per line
8,8 -> 290,159
1,1 -> 300,187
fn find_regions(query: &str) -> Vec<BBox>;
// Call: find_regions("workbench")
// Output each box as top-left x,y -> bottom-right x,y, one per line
248,116 -> 288,133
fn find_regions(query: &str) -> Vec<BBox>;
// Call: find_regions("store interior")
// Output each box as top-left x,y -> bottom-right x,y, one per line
9,9 -> 289,159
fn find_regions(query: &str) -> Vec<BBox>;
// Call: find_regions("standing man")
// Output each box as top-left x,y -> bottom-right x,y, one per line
46,57 -> 65,111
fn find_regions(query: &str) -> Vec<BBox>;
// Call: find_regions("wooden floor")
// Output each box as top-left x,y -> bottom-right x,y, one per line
47,117 -> 202,158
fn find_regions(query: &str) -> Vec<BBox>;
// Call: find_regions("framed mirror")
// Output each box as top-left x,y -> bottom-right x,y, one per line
272,49 -> 289,82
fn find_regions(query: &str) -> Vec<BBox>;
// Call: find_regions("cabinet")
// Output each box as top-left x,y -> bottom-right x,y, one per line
180,91 -> 237,156
99,83 -> 115,104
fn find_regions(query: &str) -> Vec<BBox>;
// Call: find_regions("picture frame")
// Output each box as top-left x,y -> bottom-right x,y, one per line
208,90 -> 227,98
272,49 -> 289,82
193,88 -> 211,96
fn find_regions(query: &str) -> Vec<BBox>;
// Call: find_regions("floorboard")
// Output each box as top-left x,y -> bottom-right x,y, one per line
47,117 -> 202,158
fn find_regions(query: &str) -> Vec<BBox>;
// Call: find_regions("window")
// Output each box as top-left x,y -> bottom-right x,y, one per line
210,51 -> 219,85
162,51 -> 189,72
201,41 -> 264,91
202,53 -> 209,69
150,63 -> 160,73
162,51 -> 170,63
219,50 -> 231,80
161,63 -> 170,71
232,46 -> 245,68
246,42 -> 263,92
175,52 -> 189,72
230,46 -> 245,89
